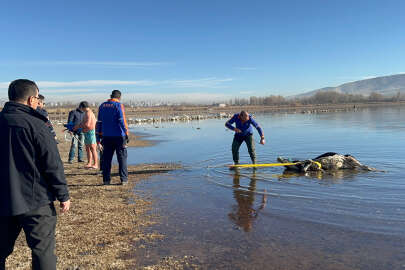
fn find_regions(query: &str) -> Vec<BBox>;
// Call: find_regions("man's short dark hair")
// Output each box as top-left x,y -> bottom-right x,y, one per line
38,94 -> 45,100
8,79 -> 38,102
79,101 -> 89,109
240,110 -> 248,116
111,90 -> 121,99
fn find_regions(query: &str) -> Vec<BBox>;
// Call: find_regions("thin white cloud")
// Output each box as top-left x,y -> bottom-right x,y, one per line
165,78 -> 233,88
0,78 -> 234,102
0,78 -> 233,90
0,80 -> 155,89
40,88 -> 99,94
1,61 -> 172,67
42,92 -> 233,103
37,80 -> 157,88
234,67 -> 257,71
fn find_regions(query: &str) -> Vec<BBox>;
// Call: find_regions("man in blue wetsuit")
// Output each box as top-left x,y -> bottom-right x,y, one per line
96,90 -> 129,185
225,111 -> 265,164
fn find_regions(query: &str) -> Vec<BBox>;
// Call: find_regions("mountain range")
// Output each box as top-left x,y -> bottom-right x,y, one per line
295,73 -> 405,98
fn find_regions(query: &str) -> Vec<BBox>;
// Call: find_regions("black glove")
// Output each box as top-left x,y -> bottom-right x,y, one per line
125,135 -> 129,144
97,134 -> 103,144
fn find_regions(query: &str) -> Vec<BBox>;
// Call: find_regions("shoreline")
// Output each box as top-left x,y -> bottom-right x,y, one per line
43,101 -> 405,125
6,126 -> 181,269
127,102 -> 405,125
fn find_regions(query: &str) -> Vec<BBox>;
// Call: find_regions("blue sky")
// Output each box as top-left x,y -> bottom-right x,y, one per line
1,0 -> 405,103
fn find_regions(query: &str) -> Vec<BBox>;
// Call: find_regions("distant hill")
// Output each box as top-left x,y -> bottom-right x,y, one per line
295,74 -> 405,98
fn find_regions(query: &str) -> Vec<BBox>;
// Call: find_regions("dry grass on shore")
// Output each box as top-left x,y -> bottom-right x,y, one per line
5,126 -> 198,270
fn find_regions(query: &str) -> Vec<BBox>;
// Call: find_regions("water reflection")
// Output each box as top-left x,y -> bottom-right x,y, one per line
131,107 -> 405,237
277,168 -> 361,183
228,169 -> 268,232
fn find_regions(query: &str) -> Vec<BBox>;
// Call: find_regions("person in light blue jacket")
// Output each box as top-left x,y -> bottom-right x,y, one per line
225,111 -> 265,164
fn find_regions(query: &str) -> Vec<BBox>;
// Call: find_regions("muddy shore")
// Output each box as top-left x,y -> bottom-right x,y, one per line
5,126 -> 196,270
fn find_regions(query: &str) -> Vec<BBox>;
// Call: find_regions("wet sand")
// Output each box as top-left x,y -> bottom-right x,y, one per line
5,125 -> 184,270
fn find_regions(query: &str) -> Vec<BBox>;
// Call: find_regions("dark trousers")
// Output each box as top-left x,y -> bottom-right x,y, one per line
102,136 -> 128,183
99,147 -> 104,172
0,203 -> 57,270
232,134 -> 256,164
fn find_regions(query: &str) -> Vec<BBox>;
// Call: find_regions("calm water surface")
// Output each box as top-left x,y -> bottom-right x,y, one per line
128,107 -> 405,269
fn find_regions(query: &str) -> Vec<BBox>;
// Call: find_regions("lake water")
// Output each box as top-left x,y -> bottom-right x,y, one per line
127,106 -> 405,269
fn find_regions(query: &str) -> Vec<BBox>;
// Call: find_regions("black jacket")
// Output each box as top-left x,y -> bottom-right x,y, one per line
0,102 -> 69,216
67,108 -> 84,133
37,108 -> 56,137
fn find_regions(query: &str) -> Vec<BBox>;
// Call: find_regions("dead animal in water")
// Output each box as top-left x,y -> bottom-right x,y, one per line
277,152 -> 377,173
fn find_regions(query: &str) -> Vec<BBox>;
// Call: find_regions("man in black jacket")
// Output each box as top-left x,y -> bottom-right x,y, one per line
37,94 -> 57,141
0,79 -> 70,270
67,105 -> 85,163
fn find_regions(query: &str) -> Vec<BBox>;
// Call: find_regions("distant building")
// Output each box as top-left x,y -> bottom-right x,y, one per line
212,103 -> 227,107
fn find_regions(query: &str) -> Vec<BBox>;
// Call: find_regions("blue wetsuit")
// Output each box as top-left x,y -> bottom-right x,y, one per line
225,113 -> 264,164
225,113 -> 263,138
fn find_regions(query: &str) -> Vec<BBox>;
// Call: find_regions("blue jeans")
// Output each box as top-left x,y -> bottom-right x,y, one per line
68,132 -> 84,162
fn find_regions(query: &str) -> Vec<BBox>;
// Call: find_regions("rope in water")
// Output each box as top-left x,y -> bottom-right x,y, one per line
229,162 -> 299,168
229,161 -> 322,169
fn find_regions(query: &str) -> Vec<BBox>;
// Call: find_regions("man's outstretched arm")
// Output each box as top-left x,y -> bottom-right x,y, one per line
250,118 -> 265,144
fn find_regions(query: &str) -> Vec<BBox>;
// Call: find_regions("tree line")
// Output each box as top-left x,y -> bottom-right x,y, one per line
227,91 -> 404,106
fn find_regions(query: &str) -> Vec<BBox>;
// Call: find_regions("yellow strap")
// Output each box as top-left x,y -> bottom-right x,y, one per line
229,161 -> 322,169
313,161 -> 322,169
229,162 -> 298,168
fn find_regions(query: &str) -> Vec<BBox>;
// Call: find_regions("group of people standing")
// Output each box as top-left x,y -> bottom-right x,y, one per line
0,79 -> 264,269
67,90 -> 129,185
0,79 -> 130,269
67,101 -> 98,169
